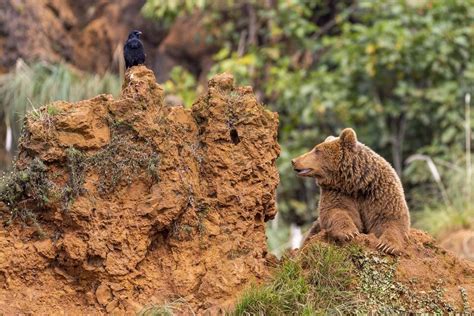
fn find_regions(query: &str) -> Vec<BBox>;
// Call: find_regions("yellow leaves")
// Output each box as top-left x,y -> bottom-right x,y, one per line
395,38 -> 403,51
365,59 -> 376,77
365,44 -> 377,54
238,54 -> 257,66
365,44 -> 378,76
269,23 -> 283,39
314,102 -> 326,115
264,47 -> 280,60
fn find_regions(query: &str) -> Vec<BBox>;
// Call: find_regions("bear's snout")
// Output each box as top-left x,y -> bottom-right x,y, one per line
292,155 -> 315,177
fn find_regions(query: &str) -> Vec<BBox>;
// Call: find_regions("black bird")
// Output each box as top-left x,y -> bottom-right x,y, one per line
124,30 -> 145,69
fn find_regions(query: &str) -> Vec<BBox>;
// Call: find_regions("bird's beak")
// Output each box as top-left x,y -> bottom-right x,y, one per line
138,31 -> 143,36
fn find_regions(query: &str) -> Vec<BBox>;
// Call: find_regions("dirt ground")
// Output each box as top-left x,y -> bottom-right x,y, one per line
440,229 -> 474,261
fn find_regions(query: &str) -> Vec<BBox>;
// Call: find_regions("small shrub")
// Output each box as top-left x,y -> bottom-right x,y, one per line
0,158 -> 60,236
0,158 -> 58,210
87,123 -> 160,195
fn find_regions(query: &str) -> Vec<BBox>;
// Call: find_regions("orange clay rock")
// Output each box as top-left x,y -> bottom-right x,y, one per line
292,128 -> 410,255
0,66 -> 280,314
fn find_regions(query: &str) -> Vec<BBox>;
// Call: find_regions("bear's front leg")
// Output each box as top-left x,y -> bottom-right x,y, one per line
321,208 -> 360,242
376,223 -> 407,255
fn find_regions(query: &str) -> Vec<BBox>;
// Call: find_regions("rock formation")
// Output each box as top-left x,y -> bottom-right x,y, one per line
0,66 -> 280,314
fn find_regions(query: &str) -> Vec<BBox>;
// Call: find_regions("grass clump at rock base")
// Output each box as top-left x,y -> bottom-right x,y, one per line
232,241 -> 464,315
233,243 -> 356,315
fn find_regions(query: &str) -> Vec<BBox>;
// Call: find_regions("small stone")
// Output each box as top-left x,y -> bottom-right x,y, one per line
96,283 -> 113,306
105,299 -> 119,313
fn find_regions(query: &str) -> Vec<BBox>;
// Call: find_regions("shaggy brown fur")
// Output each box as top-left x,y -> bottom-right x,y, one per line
292,128 -> 410,255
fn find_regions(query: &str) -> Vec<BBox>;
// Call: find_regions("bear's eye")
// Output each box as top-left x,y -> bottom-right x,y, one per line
314,148 -> 321,155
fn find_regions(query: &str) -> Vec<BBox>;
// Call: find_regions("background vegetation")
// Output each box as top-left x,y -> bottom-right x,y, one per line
143,0 -> 474,250
0,0 -> 473,252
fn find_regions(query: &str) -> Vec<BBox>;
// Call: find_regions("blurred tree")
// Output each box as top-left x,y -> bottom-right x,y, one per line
119,0 -> 474,227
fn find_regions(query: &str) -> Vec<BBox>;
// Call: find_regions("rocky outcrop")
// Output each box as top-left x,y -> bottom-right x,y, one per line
0,66 -> 280,314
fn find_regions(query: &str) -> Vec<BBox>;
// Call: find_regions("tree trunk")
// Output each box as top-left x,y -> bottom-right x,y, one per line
0,111 -> 10,170
389,114 -> 406,177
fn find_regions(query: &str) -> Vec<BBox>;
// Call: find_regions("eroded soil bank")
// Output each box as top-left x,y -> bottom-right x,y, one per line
0,66 -> 280,314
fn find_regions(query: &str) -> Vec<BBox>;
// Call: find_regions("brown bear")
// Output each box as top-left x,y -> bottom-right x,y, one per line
292,128 -> 410,255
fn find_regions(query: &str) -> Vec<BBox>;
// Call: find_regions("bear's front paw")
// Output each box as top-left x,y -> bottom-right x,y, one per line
328,228 -> 360,242
377,234 -> 403,255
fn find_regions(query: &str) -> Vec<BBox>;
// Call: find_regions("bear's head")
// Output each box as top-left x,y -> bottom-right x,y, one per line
291,128 -> 358,187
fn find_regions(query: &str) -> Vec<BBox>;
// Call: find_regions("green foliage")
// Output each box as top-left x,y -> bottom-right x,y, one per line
0,60 -> 121,151
0,158 -> 58,211
0,158 -> 60,236
143,0 -> 474,234
142,0 -> 207,27
163,66 -> 199,108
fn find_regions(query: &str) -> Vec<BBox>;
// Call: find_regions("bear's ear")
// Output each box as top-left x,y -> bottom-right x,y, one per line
340,128 -> 357,149
324,136 -> 337,142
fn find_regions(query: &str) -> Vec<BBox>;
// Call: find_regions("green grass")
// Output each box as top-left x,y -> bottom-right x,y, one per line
0,60 -> 121,149
414,206 -> 473,238
232,243 -> 356,315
